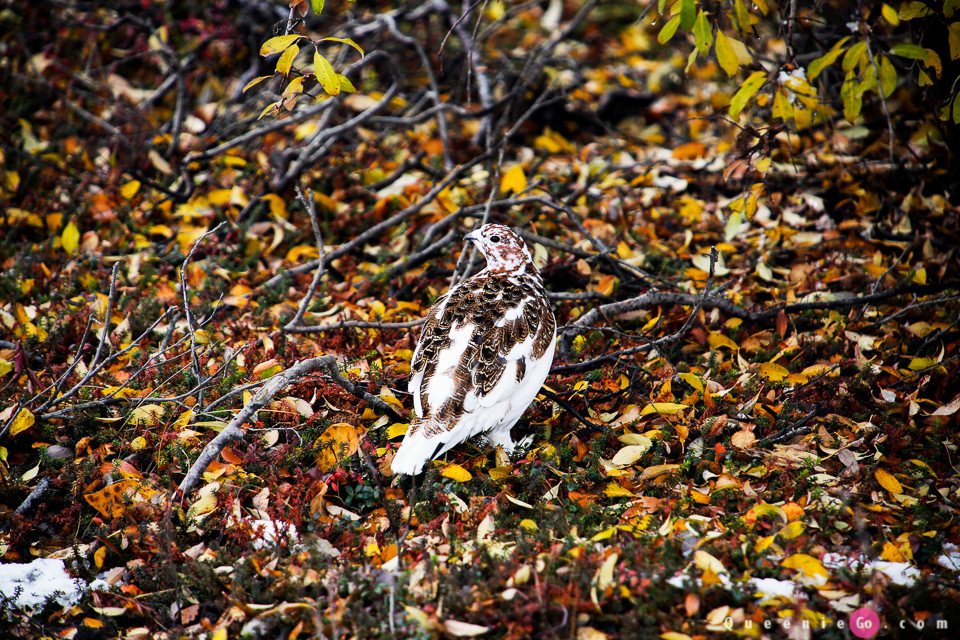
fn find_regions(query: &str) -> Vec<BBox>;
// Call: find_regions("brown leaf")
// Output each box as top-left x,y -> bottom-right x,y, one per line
84,479 -> 157,518
776,308 -> 788,337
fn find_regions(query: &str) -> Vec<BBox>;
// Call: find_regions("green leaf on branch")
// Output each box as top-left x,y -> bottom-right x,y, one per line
312,0 -> 324,15
881,4 -> 900,25
898,1 -> 931,20
878,56 -> 897,97
842,40 -> 867,73
680,0 -> 696,31
949,23 -> 960,60
841,77 -> 863,122
694,11 -> 712,55
658,15 -> 681,44
923,49 -> 942,78
729,71 -> 766,119
734,0 -> 751,32
808,37 -> 848,80
889,43 -> 927,60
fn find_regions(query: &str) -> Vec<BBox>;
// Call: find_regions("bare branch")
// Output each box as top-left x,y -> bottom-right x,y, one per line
259,150 -> 495,293
178,355 -> 406,496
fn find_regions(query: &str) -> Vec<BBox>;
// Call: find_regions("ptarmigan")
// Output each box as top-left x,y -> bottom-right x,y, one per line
391,224 -> 556,475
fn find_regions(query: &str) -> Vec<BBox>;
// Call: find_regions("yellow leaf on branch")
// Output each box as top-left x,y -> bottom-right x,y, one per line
260,35 -> 300,56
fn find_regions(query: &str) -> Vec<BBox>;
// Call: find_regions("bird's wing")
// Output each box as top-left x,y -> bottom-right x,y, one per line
408,292 -> 448,418
463,278 -> 555,415
421,275 -> 554,423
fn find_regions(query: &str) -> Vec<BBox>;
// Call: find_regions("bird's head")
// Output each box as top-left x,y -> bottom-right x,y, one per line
464,224 -> 536,274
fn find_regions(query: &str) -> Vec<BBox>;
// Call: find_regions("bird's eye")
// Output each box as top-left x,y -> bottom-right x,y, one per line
490,235 -> 501,243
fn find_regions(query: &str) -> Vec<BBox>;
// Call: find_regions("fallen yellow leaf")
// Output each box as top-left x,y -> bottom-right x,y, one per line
500,164 -> 527,194
759,361 -> 789,381
875,468 -> 903,494
10,408 -> 35,437
441,463 -> 472,482
315,423 -> 361,472
782,553 -> 828,579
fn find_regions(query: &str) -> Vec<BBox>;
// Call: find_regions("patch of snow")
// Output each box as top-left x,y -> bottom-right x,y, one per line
751,578 -> 798,598
822,553 -> 920,586
666,570 -> 732,590
778,68 -> 807,84
666,572 -> 688,590
377,174 -> 419,198
246,519 -> 299,550
651,175 -> 688,193
936,544 -> 960,571
88,566 -> 126,593
0,558 -> 85,610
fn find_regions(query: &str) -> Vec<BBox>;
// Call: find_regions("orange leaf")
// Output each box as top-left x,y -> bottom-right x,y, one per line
782,502 -> 805,521
221,447 -> 243,464
94,546 -> 107,569
776,308 -> 788,337
881,541 -> 905,562
672,142 -> 707,160
84,479 -> 157,518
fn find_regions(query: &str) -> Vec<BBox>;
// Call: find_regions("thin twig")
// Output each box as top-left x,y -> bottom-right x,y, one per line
259,150 -> 495,292
285,184 -> 328,330
180,222 -> 226,407
758,407 -> 819,446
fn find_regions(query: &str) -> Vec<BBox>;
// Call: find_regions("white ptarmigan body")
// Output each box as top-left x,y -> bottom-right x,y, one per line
391,224 -> 556,475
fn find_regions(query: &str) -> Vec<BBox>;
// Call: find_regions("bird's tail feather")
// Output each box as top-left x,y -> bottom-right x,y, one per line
391,418 -> 447,475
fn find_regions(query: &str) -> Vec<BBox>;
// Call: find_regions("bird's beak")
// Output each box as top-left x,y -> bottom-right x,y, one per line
464,230 -> 479,243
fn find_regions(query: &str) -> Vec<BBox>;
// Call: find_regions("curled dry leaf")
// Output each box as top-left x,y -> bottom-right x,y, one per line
442,619 -> 490,636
